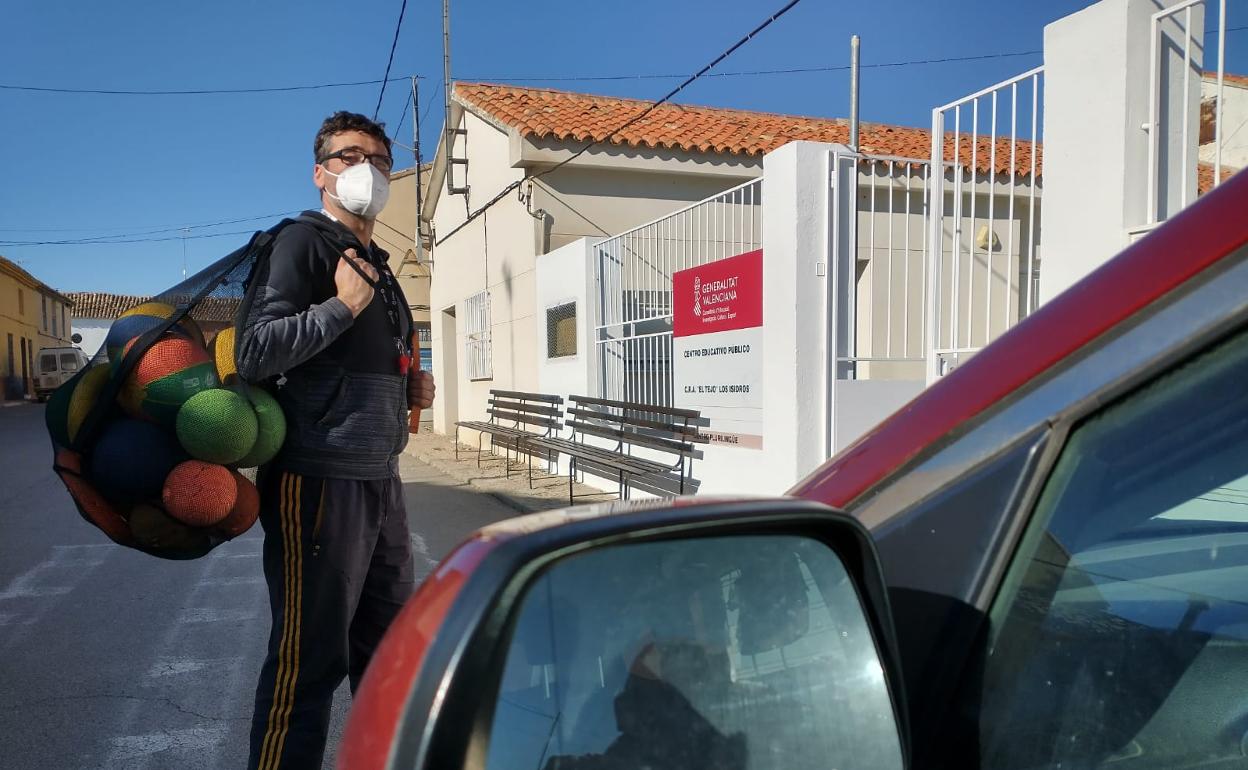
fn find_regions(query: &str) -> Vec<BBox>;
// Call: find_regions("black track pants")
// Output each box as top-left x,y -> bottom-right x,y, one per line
247,469 -> 415,770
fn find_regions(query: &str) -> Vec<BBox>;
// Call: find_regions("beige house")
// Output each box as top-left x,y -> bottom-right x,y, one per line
374,165 -> 433,383
422,83 -> 1047,433
0,255 -> 74,400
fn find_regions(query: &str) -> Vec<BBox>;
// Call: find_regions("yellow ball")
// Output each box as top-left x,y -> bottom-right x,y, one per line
67,366 -> 111,443
212,327 -> 237,385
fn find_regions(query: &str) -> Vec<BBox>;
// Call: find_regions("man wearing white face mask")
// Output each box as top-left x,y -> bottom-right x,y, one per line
235,111 -> 435,770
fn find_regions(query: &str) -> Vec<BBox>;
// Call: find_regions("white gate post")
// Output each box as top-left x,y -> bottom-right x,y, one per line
925,109 -> 946,384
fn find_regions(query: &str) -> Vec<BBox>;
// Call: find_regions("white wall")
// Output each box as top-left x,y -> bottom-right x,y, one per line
429,109 -> 536,435
1041,0 -> 1204,303
1200,78 -> 1248,171
73,318 -> 110,360
536,238 -> 596,402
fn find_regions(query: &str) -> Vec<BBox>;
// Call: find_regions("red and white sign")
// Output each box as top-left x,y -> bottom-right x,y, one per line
672,250 -> 764,450
673,249 -> 763,338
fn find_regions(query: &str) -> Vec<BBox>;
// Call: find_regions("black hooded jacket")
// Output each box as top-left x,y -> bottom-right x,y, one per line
236,211 -> 412,479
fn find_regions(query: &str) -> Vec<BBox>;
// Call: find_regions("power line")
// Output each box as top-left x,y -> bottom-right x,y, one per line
0,210 -> 301,246
462,49 -> 1046,83
436,0 -> 806,247
1,228 -> 259,248
419,81 -> 443,134
374,0 -> 409,120
0,77 -> 420,96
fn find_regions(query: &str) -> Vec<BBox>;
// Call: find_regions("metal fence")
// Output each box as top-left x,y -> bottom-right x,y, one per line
925,66 -> 1044,382
594,178 -> 763,406
1144,0 -> 1230,228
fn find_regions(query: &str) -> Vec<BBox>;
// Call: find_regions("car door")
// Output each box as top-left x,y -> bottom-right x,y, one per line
937,324 -> 1248,770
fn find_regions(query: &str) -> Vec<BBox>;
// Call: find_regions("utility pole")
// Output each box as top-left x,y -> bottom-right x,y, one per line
849,35 -> 861,152
412,75 -> 425,266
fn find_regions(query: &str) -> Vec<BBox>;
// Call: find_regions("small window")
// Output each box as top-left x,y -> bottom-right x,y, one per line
464,291 -> 493,381
41,295 -> 48,331
968,330 -> 1248,769
51,304 -> 58,337
546,302 -> 577,359
40,354 -> 58,374
59,353 -> 80,371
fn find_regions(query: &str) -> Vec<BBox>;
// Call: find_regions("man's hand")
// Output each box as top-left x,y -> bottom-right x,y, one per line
335,248 -> 377,318
408,370 -> 435,410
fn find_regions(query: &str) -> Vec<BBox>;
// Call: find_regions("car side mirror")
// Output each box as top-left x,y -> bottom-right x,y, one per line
343,499 -> 909,770
71,333 -> 82,344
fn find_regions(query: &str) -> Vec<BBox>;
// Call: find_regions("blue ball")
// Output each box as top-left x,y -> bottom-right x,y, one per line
87,418 -> 187,505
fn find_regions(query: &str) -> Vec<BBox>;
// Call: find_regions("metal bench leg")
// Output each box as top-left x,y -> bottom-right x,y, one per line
477,433 -> 484,467
568,457 -> 576,505
455,426 -> 460,461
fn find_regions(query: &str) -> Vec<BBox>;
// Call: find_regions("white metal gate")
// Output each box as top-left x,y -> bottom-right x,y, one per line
594,178 -> 763,406
925,67 -> 1044,382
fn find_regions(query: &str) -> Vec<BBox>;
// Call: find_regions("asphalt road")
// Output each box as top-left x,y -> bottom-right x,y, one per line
0,403 -> 522,769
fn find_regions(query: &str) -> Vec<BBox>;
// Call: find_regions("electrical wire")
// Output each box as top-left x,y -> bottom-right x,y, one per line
436,0 -> 806,247
0,210 -> 302,246
1,228 -> 258,247
0,77 -> 416,96
373,0 -> 409,120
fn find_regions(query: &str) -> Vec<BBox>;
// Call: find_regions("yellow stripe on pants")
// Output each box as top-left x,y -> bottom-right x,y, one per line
267,475 -> 305,767
258,473 -> 300,770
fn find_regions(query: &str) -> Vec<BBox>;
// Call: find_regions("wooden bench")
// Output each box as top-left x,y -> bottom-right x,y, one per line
454,390 -> 564,477
523,395 -> 706,503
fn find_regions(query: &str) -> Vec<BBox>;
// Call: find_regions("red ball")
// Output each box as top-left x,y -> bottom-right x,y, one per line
162,460 -> 237,527
57,462 -> 134,547
217,472 -> 260,538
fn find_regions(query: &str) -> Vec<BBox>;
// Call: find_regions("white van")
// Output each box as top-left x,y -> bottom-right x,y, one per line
35,345 -> 89,401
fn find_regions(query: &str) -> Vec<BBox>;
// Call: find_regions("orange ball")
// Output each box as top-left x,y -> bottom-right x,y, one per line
58,466 -> 134,546
162,460 -> 237,527
217,472 -> 260,538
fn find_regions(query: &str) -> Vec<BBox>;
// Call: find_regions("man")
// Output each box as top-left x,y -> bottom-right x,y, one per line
235,110 -> 435,770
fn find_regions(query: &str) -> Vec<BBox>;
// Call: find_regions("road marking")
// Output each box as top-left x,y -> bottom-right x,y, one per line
410,532 -> 438,570
147,656 -> 242,678
197,575 -> 265,587
177,608 -> 257,624
103,726 -> 228,765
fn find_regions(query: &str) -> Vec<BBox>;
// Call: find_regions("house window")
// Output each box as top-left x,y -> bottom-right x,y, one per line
62,306 -> 67,340
546,302 -> 577,358
41,295 -> 48,331
464,291 -> 493,381
51,301 -> 58,338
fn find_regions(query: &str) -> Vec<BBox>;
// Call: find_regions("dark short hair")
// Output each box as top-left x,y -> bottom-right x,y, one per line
314,111 -> 393,163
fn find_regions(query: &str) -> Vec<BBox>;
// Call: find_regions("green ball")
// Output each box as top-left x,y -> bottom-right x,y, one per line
235,388 -> 287,468
176,388 -> 258,465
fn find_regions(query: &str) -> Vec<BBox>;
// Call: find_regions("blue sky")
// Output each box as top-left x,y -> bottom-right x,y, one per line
1,0 -> 1243,296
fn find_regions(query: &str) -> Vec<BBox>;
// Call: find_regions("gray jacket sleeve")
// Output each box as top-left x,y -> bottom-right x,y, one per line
236,227 -> 355,381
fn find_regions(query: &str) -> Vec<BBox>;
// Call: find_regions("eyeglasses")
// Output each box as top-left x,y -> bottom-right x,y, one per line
319,147 -> 394,174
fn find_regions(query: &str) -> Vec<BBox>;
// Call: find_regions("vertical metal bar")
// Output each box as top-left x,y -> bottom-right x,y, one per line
986,90 -> 997,346
1007,82 -> 1018,331
1180,5 -> 1192,209
1216,0 -> 1226,184
869,161 -> 877,360
925,110 -> 945,384
951,105 -> 963,355
1147,14 -> 1160,224
886,160 -> 894,359
1027,74 -> 1039,314
968,98 -> 978,351
904,163 -> 912,358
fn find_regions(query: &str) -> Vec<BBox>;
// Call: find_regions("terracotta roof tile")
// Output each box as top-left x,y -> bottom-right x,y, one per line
1202,71 -> 1248,88
67,292 -> 239,324
455,82 -> 1041,177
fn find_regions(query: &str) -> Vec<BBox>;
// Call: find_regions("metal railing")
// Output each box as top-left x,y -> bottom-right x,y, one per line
594,178 -> 763,406
925,66 -> 1044,382
1145,0 -> 1229,226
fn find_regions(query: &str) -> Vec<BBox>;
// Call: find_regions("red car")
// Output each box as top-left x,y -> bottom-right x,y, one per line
341,170 -> 1248,770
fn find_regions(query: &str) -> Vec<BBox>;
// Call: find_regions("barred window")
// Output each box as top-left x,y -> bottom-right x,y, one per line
464,291 -> 493,381
546,302 -> 577,359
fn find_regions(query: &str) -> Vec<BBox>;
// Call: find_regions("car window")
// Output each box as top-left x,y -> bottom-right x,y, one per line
40,354 -> 58,373
966,329 -> 1248,769
59,353 -> 80,371
481,535 -> 904,770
